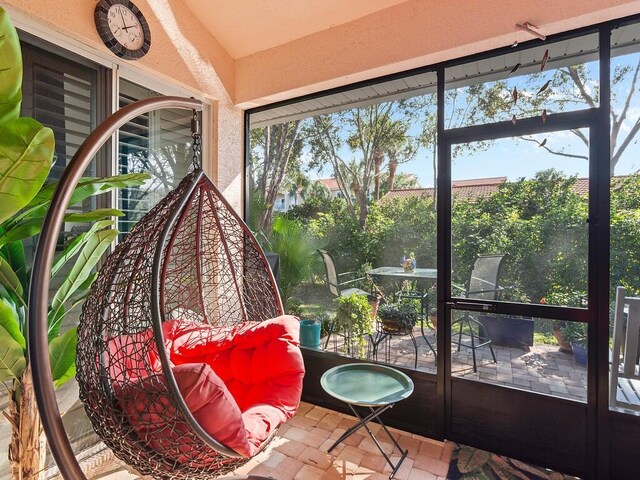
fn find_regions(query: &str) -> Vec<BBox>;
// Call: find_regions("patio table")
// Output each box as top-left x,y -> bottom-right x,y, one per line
321,363 -> 414,479
366,267 -> 437,357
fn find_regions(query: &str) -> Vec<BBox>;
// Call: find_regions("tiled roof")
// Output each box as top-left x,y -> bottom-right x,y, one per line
383,177 -> 507,202
317,178 -> 339,190
382,176 -> 625,202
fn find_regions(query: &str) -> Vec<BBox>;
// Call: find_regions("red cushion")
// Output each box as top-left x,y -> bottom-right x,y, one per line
114,315 -> 304,460
163,315 -> 305,441
107,330 -> 162,384
117,362 -> 256,458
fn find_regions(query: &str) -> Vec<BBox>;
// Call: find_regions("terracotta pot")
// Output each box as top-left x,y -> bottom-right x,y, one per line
380,318 -> 413,335
429,313 -> 438,330
553,325 -> 573,353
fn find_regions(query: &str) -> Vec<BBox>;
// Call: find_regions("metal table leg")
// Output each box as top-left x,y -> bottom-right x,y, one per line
327,403 -> 408,479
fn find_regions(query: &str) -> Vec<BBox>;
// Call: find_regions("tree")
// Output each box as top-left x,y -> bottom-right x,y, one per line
417,84 -> 509,204
511,59 -> 640,175
250,121 -> 304,235
306,101 -> 418,226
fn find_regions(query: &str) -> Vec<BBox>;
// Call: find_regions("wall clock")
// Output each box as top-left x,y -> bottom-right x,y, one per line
94,0 -> 151,60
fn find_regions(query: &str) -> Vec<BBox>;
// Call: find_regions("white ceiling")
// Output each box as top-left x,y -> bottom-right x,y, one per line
183,0 -> 409,59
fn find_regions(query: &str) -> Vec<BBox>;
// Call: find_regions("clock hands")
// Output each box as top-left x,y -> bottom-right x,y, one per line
118,7 -> 136,32
119,7 -> 126,28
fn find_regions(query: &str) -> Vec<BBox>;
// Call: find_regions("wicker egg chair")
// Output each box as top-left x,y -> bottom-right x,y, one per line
29,97 -> 303,480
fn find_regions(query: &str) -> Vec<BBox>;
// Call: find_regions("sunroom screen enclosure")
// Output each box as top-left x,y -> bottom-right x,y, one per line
247,16 -> 640,480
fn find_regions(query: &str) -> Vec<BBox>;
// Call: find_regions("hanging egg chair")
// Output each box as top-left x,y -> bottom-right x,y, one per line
29,97 -> 305,480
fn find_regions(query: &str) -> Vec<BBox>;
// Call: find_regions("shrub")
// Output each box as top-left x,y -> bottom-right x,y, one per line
334,293 -> 373,357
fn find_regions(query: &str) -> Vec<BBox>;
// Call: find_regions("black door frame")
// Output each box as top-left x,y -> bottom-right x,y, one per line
434,27 -> 613,471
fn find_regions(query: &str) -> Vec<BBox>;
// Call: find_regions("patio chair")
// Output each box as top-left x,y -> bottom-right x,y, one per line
451,254 -> 505,372
610,286 -> 640,411
318,249 -> 370,298
318,249 -> 376,352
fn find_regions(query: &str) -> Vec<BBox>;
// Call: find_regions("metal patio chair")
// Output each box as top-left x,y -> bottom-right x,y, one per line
452,254 -> 506,372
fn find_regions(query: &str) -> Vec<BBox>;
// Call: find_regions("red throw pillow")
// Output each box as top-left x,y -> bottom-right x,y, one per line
117,362 -> 255,459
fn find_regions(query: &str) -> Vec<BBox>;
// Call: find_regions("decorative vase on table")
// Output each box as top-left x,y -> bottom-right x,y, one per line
401,253 -> 416,272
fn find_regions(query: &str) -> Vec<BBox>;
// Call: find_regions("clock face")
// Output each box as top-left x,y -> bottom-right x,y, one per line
95,0 -> 151,60
107,4 -> 144,51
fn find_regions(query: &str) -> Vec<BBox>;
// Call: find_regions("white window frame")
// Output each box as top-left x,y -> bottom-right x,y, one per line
9,6 -> 212,178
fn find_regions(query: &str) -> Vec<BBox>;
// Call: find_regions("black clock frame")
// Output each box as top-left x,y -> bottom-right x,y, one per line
94,0 -> 151,60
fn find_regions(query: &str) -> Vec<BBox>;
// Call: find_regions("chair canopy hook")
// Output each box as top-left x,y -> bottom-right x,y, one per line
191,109 -> 202,170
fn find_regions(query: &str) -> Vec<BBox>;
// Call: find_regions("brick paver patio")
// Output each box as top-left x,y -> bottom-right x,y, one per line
325,325 -> 588,403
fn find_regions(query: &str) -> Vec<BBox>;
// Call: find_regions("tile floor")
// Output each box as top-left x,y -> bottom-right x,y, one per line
230,402 -> 453,480
41,400 -> 454,479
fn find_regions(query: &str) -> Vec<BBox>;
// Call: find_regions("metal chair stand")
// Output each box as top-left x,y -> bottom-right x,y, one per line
451,313 -> 497,372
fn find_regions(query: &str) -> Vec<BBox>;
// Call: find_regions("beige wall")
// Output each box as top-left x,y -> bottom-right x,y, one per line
2,0 -> 245,208
234,0 -> 640,108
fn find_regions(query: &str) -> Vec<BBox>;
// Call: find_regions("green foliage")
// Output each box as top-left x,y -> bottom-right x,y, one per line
286,195 -> 342,225
610,175 -> 640,297
0,119 -> 55,225
562,322 -> 587,348
334,293 -> 373,356
0,7 -> 24,124
451,169 -> 588,304
377,301 -> 419,331
0,324 -> 25,382
268,215 -> 323,302
0,7 -> 55,226
49,327 -> 78,388
284,296 -> 304,317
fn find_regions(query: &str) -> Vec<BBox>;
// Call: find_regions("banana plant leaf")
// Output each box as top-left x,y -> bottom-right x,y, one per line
0,7 -> 22,125
47,276 -> 94,340
24,172 -> 149,213
6,173 -> 147,230
50,228 -> 117,317
0,255 -> 23,303
51,220 -> 114,277
0,296 -> 24,349
49,327 -> 77,388
0,208 -> 122,246
0,117 -> 55,225
0,323 -> 26,382
0,241 -> 26,293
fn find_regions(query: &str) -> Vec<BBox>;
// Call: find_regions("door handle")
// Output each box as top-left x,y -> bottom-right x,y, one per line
447,301 -> 496,312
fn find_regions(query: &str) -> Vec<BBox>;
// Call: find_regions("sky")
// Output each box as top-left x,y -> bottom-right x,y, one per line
298,50 -> 640,189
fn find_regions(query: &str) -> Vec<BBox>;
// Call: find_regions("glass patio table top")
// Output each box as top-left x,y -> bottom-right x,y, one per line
321,363 -> 414,407
367,266 -> 437,280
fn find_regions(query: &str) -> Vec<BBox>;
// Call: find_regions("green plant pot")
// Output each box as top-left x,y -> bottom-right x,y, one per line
300,319 -> 321,349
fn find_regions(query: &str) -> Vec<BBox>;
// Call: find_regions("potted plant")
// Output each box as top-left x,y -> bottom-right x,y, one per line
562,322 -> 588,365
377,301 -> 419,335
0,8 -> 150,478
334,293 -> 373,357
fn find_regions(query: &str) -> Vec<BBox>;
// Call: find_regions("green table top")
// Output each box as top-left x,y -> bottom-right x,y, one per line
320,363 -> 414,407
